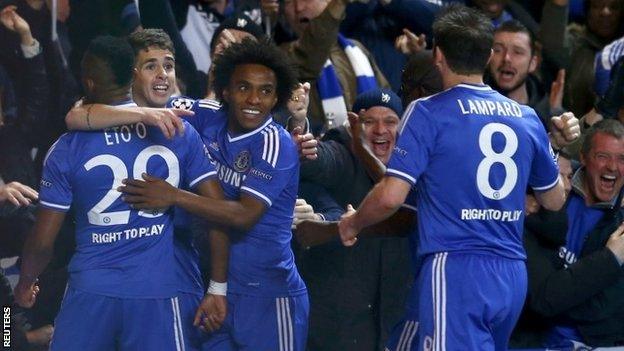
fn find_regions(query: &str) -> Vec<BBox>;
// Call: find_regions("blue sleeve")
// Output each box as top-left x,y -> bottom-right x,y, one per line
241,127 -> 299,207
168,96 -> 203,132
181,123 -> 217,189
39,135 -> 73,212
386,100 -> 438,185
527,112 -> 560,191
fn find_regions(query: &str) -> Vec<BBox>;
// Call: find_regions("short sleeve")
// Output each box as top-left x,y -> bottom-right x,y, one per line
527,113 -> 560,191
181,123 -> 217,188
39,135 -> 73,211
241,126 -> 298,207
386,100 -> 438,185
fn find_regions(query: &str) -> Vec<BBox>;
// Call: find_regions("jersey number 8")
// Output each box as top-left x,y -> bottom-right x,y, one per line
84,145 -> 180,226
476,123 -> 518,200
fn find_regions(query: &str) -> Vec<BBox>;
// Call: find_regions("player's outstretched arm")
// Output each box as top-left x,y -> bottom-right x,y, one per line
295,207 -> 415,248
534,175 -> 566,211
65,101 -> 192,139
120,175 -> 267,232
14,208 -> 65,308
338,176 -> 411,246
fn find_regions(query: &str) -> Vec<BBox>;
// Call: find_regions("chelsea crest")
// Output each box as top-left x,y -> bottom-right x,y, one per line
234,150 -> 251,172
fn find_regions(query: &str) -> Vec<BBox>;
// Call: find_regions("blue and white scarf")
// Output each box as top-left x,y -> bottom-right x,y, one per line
317,34 -> 378,128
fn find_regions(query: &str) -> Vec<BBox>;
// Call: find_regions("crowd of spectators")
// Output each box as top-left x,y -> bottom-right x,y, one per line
1,0 -> 624,349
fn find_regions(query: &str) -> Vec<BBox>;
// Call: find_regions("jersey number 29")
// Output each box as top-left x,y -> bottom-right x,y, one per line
84,146 -> 180,226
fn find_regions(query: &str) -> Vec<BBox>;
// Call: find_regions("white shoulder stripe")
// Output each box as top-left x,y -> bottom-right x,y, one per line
269,125 -> 280,167
261,125 -> 280,168
262,130 -> 269,160
197,98 -> 221,106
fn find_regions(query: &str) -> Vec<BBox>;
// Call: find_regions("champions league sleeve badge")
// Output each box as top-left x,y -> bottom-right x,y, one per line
171,98 -> 194,110
234,150 -> 251,172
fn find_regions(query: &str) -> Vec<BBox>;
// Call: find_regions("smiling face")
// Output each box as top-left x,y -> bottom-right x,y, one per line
223,63 -> 278,133
581,132 -> 624,205
488,30 -> 536,94
360,106 -> 400,165
132,46 -> 176,108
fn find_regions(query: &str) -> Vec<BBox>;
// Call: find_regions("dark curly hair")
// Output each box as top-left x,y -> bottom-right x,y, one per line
212,38 -> 297,110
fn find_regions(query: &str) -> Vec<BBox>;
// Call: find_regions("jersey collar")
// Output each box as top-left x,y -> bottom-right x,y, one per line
455,83 -> 492,91
227,117 -> 273,142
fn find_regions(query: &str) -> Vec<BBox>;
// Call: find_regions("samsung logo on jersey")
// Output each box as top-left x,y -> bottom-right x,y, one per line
215,160 -> 246,188
558,246 -> 577,268
457,99 -> 522,117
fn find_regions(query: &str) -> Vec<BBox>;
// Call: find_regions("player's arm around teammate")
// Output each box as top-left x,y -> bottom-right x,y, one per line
65,102 -> 192,139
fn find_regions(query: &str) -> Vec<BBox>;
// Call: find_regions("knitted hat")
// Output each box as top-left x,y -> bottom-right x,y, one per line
352,88 -> 403,117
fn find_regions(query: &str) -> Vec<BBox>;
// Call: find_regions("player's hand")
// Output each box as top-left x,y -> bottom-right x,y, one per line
524,194 -> 540,216
549,112 -> 580,148
549,69 -> 565,115
194,294 -> 227,333
394,28 -> 426,55
0,181 -> 38,207
338,204 -> 358,246
139,107 -> 193,139
606,222 -> 624,265
287,82 -> 310,122
291,127 -> 318,161
292,198 -> 320,229
13,280 -> 40,308
119,173 -> 178,210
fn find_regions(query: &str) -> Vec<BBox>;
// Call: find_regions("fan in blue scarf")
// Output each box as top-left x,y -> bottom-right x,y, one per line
316,34 -> 378,129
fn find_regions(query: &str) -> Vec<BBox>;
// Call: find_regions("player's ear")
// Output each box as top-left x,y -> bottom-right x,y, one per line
83,78 -> 95,96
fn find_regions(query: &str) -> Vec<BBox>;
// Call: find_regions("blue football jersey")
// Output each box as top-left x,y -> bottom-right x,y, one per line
39,102 -> 216,298
387,84 -> 559,260
170,97 -> 307,298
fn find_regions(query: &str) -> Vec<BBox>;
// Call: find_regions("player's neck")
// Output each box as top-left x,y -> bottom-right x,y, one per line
442,72 -> 484,90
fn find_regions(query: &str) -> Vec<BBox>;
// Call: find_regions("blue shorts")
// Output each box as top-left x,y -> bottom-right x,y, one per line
204,292 -> 309,351
51,286 -> 185,351
178,291 -> 212,351
385,252 -> 527,351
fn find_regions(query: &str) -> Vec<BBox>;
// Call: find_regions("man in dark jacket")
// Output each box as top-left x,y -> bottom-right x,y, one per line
518,119 -> 624,348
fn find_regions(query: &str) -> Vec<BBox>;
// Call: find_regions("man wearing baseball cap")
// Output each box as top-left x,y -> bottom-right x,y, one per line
296,87 -> 415,351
